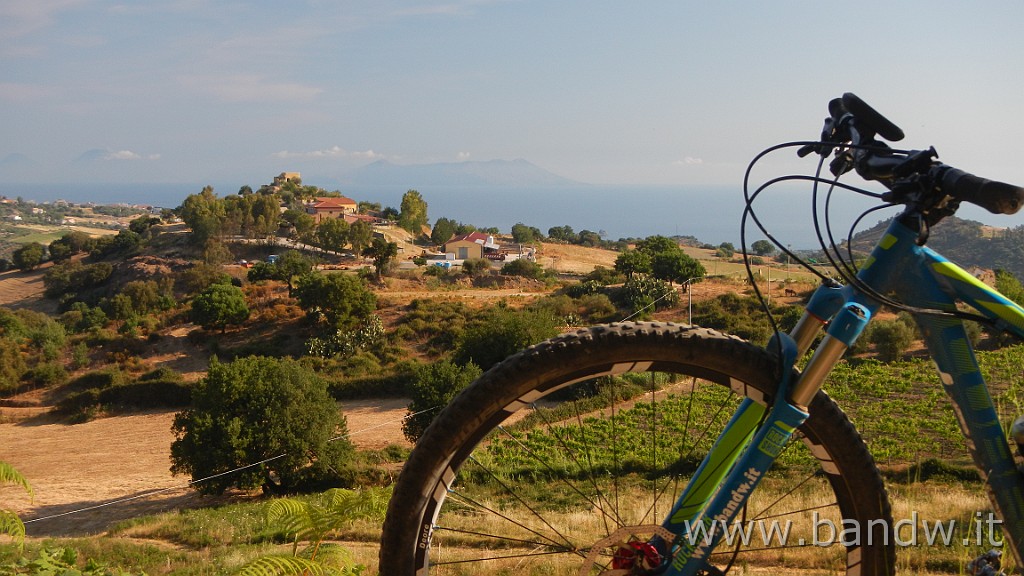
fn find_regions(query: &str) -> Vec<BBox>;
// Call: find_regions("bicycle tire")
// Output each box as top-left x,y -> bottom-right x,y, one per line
380,322 -> 894,575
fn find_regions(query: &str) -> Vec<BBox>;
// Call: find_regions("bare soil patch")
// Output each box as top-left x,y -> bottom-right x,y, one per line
0,264 -> 56,313
535,242 -> 618,274
0,398 -> 412,537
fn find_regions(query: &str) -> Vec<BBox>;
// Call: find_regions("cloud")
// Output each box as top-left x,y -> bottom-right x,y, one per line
0,0 -> 87,38
673,156 -> 704,166
180,74 -> 323,103
104,150 -> 161,161
388,0 -> 512,18
272,147 -> 383,160
77,148 -> 160,162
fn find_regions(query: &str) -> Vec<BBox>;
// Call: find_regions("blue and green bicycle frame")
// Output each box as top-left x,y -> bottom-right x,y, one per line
661,215 -> 1024,574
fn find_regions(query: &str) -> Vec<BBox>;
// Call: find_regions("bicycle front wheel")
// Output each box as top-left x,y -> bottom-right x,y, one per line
380,322 -> 894,575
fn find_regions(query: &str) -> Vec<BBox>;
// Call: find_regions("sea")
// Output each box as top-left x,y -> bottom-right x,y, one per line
1,181 -> 1010,250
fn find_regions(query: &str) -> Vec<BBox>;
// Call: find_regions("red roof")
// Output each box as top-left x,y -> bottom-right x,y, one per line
447,231 -> 491,244
312,196 -> 357,209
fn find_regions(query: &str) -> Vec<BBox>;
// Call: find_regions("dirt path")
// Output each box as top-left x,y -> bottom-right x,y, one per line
0,399 -> 412,537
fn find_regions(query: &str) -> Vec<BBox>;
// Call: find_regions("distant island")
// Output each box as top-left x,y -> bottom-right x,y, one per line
336,158 -> 583,188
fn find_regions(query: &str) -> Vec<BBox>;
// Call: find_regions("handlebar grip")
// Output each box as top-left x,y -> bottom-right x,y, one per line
941,167 -> 1024,215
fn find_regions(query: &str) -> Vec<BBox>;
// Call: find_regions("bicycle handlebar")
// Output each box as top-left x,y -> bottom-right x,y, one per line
812,93 -> 1024,216
940,167 -> 1024,215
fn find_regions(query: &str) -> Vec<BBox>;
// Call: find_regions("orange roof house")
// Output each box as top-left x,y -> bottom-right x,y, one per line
308,196 -> 358,223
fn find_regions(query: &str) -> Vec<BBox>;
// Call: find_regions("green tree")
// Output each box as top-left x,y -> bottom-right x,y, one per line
751,239 -> 777,257
614,250 -> 652,278
431,217 -> 458,245
347,219 -> 373,255
190,283 -> 250,333
357,200 -> 381,214
0,337 -> 26,394
249,194 -> 281,239
275,250 -> 315,291
117,279 -> 172,318
577,229 -> 602,247
398,189 -> 428,234
651,250 -> 706,284
996,269 -> 1024,305
362,237 -> 399,280
293,272 -> 376,330
170,356 -> 354,495
511,222 -> 542,244
282,208 -> 316,241
314,217 -> 349,254
547,225 -> 576,243
178,186 -> 226,245
403,360 -> 482,442
47,231 -> 91,262
12,242 -> 44,271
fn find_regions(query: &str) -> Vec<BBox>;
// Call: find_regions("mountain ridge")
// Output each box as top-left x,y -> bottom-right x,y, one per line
336,158 -> 584,188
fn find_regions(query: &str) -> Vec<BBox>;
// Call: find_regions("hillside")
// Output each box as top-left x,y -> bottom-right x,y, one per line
850,215 -> 1024,278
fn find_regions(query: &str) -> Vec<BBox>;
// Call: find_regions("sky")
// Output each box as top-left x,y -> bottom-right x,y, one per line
3,1 -> 1024,218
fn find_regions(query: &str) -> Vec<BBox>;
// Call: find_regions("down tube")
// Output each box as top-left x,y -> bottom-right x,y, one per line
917,314 -> 1024,563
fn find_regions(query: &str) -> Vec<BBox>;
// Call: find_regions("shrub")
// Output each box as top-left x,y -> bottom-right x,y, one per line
403,360 -> 482,442
869,318 -> 916,362
60,302 -> 108,333
564,279 -> 606,298
190,283 -> 250,332
500,259 -> 545,279
578,293 -> 619,322
620,276 -> 679,318
453,307 -> 561,371
461,257 -> 491,277
22,362 -> 67,388
171,356 -> 355,495
0,340 -> 26,395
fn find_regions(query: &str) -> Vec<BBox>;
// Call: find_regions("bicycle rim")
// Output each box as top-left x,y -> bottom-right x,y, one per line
380,323 -> 894,575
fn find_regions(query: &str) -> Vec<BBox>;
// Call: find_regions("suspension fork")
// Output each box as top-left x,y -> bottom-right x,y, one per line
660,282 -> 872,575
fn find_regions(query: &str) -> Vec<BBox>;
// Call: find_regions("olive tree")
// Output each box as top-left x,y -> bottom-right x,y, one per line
190,283 -> 250,333
293,271 -> 376,330
170,356 -> 354,495
12,243 -> 44,272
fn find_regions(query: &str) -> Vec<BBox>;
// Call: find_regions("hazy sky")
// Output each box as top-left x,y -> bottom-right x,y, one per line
3,1 -> 1024,194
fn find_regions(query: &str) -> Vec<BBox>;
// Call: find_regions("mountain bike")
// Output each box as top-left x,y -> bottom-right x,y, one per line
379,93 -> 1024,575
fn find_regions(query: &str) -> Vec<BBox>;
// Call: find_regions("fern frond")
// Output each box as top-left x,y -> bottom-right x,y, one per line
0,461 -> 33,498
322,486 -> 389,527
306,543 -> 355,569
266,498 -> 319,541
235,555 -> 332,576
0,509 -> 26,544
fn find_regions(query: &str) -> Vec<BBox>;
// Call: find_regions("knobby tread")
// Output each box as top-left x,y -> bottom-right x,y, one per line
380,322 -> 894,575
